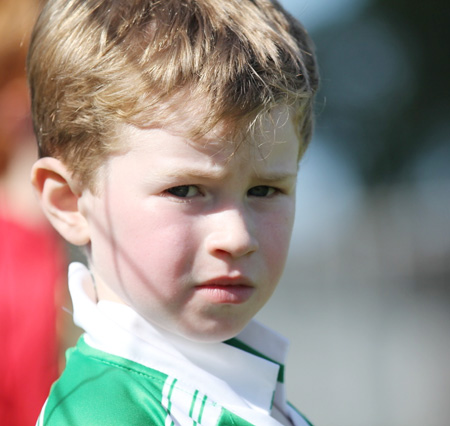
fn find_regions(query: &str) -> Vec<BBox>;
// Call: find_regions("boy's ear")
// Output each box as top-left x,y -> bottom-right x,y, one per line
31,157 -> 90,246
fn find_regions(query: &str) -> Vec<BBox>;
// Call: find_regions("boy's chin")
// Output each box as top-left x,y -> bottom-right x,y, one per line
172,321 -> 249,344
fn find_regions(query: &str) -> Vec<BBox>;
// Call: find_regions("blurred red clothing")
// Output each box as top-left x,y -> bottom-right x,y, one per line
0,214 -> 65,426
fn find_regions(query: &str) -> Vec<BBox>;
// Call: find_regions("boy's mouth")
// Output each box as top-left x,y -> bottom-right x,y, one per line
195,277 -> 255,304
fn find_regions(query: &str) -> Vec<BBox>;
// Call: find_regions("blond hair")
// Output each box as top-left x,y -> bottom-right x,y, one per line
27,0 -> 318,188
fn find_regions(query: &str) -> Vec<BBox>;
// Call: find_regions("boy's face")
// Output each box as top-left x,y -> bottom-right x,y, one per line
79,109 -> 299,342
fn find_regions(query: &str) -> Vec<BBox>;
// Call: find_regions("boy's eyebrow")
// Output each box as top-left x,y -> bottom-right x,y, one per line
162,167 -> 298,182
159,167 -> 227,181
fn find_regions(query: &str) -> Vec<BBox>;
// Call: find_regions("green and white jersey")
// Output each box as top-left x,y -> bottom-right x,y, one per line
37,263 -> 313,426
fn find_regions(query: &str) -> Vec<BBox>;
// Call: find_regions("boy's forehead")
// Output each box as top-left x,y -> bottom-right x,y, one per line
118,104 -> 299,159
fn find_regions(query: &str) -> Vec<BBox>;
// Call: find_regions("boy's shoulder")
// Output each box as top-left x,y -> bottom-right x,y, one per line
37,337 -> 256,426
37,336 -> 168,425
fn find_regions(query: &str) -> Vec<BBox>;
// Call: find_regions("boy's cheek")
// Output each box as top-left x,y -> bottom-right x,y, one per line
263,213 -> 295,273
90,205 -> 195,269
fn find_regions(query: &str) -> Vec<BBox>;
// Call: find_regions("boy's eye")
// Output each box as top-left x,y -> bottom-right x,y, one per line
166,185 -> 200,198
247,185 -> 276,197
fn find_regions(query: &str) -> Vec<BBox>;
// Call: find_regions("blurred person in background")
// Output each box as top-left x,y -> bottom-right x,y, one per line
0,0 -> 68,425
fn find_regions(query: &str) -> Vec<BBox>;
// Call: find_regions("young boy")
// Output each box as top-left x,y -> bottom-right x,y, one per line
28,0 -> 318,425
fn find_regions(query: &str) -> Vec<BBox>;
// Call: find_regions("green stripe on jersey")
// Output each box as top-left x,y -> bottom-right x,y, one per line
198,394 -> 208,423
189,389 -> 199,418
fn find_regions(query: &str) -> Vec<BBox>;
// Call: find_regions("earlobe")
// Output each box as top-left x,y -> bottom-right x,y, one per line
31,157 -> 90,246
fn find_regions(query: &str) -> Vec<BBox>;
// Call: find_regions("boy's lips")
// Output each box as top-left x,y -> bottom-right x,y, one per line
195,276 -> 255,304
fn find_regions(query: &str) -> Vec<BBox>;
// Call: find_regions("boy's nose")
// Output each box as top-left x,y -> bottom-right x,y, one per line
205,208 -> 259,258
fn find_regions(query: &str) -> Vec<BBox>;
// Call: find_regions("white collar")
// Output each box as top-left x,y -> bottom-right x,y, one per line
68,262 -> 292,424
